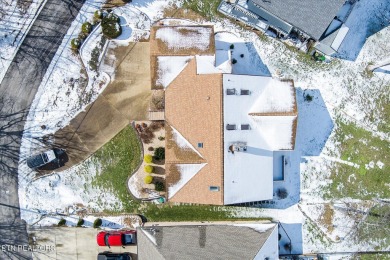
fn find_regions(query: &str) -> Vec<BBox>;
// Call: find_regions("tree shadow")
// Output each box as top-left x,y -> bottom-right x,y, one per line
333,0 -> 390,61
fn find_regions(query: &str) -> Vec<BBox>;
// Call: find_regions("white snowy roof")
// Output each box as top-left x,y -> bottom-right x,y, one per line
331,24 -> 349,51
223,74 -> 297,204
156,56 -> 193,88
195,53 -> 232,74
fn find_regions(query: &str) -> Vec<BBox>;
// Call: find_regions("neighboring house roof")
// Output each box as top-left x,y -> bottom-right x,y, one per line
223,74 -> 297,204
137,224 -> 278,260
164,58 -> 224,205
249,0 -> 346,40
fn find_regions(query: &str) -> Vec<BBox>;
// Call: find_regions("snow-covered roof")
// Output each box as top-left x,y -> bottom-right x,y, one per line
156,56 -> 193,88
223,74 -> 297,204
195,53 -> 232,74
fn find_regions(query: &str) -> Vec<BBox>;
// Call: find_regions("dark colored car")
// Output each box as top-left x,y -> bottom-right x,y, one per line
97,230 -> 136,247
26,148 -> 66,170
97,251 -> 132,260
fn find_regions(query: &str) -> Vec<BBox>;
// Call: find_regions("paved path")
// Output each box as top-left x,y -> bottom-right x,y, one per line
0,0 -> 85,259
28,226 -> 137,260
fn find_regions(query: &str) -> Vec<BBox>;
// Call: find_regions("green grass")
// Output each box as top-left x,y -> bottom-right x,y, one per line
356,204 -> 390,249
142,204 -> 270,222
89,126 -> 267,222
182,0 -> 221,19
325,120 -> 390,199
91,125 -> 142,212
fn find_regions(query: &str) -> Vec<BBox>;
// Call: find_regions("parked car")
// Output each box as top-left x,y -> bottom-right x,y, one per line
97,251 -> 132,260
26,148 -> 66,170
97,230 -> 136,247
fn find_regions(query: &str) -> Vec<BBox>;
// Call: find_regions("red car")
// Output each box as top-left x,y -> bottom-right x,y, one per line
97,230 -> 137,247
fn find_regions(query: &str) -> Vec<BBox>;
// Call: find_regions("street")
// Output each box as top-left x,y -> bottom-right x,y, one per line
0,0 -> 85,259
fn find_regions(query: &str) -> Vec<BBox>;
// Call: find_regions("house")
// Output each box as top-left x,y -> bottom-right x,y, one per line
137,223 -> 279,260
218,0 -> 357,55
150,25 -> 297,205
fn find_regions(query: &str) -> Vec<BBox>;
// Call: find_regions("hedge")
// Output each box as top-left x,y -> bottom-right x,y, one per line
144,165 -> 154,174
144,175 -> 153,184
144,154 -> 153,163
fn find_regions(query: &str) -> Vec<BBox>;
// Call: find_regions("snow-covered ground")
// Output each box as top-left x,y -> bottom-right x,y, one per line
16,0 -> 390,256
18,0 -> 170,226
0,0 -> 45,82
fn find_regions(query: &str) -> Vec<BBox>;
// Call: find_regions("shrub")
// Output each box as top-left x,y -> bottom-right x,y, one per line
230,44 -> 234,49
81,22 -> 92,34
144,175 -> 153,184
155,181 -> 165,191
94,10 -> 102,19
240,54 -> 244,58
158,136 -> 165,141
232,58 -> 237,64
93,218 -> 102,228
101,13 -> 121,39
77,219 -> 84,227
154,147 -> 165,160
144,165 -> 154,173
142,122 -> 147,128
58,218 -> 66,226
144,154 -> 153,163
148,146 -> 154,151
277,188 -> 288,199
71,38 -> 81,49
304,94 -> 313,102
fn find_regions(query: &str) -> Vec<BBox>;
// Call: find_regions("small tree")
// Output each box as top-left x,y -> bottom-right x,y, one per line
81,22 -> 92,34
144,175 -> 153,184
58,218 -> 66,226
93,218 -> 102,228
77,219 -> 84,227
240,54 -> 244,58
154,147 -> 165,161
94,10 -> 102,19
144,154 -> 153,163
155,181 -> 165,191
230,44 -> 234,49
232,58 -> 237,64
101,13 -> 121,39
148,147 -> 154,152
144,165 -> 154,174
71,38 -> 81,50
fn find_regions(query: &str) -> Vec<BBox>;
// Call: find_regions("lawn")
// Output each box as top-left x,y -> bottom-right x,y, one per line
90,125 -> 267,222
356,204 -> 390,249
92,125 -> 142,212
182,0 -> 221,19
325,120 -> 390,200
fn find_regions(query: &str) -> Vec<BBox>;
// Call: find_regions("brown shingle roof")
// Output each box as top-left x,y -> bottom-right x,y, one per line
165,58 -> 224,205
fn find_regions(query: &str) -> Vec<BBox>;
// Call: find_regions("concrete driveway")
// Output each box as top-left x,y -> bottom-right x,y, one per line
46,42 -> 151,172
28,226 -> 137,260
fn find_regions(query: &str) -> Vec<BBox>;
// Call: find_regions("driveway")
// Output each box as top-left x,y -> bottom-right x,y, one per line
28,226 -> 137,260
0,0 -> 85,259
48,42 -> 151,171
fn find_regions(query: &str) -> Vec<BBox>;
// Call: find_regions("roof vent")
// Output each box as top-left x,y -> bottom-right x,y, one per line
240,89 -> 250,95
241,124 -> 250,130
226,124 -> 236,130
226,88 -> 236,95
